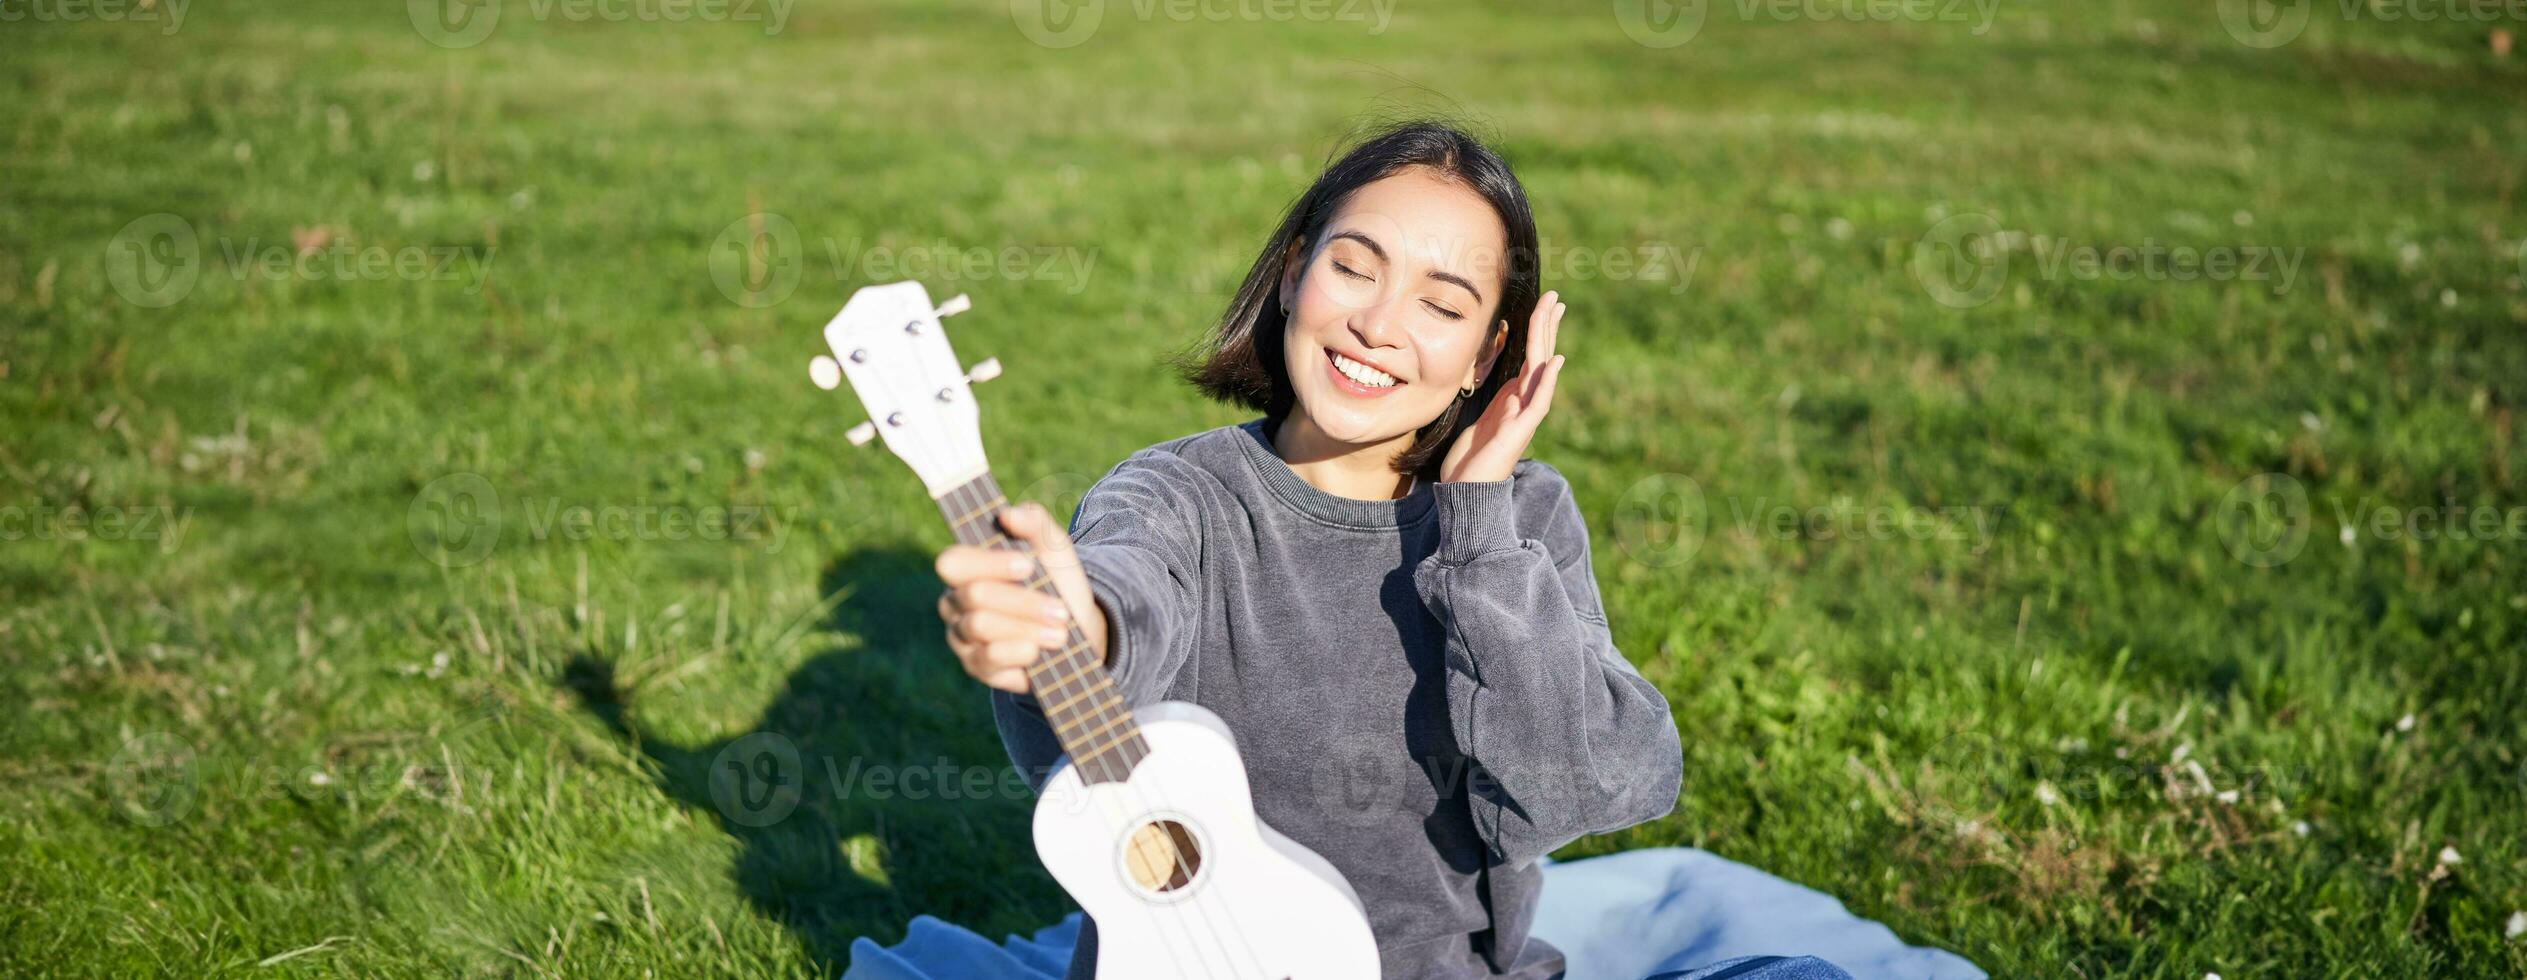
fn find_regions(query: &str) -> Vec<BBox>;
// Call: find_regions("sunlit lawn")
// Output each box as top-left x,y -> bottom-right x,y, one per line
4,1 -> 2525,975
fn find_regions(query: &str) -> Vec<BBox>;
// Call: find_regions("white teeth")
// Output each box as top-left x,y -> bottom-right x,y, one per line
1331,352 -> 1397,388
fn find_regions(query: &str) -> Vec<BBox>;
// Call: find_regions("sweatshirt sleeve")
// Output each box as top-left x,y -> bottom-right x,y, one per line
1067,453 -> 1206,708
1411,460 -> 1684,868
992,451 -> 1206,792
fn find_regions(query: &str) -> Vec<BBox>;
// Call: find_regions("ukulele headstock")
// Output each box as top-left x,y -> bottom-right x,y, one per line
810,281 -> 1002,496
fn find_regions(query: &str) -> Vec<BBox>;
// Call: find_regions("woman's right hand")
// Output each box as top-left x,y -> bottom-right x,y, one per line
933,502 -> 1110,694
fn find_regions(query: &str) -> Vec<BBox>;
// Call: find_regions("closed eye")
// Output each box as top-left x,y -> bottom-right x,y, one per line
1422,300 -> 1465,321
1333,261 -> 1372,282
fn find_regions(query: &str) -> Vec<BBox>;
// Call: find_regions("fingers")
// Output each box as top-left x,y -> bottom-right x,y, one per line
936,543 -> 1036,586
1522,293 -> 1566,406
956,634 -> 1045,694
937,535 -> 1077,693
999,503 -> 1079,573
954,579 -> 1070,626
964,609 -> 1066,657
941,579 -> 1069,644
942,599 -> 1068,689
1527,354 -> 1566,418
1523,340 -> 1556,405
998,503 -> 1102,631
1528,290 -> 1562,366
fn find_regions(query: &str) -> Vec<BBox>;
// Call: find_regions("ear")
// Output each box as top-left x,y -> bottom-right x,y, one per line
1276,237 -> 1307,314
1463,319 -> 1510,392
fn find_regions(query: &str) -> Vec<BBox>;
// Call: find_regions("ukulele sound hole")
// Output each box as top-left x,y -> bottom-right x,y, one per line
1122,819 -> 1203,894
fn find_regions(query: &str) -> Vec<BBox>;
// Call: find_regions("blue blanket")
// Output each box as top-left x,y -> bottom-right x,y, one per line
842,847 -> 1984,980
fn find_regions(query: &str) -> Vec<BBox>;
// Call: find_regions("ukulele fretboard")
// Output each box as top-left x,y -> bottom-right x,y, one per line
938,472 -> 1147,785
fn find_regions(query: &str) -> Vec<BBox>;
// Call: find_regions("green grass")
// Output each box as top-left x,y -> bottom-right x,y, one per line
6,0 -> 2526,975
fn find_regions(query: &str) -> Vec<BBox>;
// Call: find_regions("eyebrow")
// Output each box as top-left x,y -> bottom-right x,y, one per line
1328,230 -> 1486,306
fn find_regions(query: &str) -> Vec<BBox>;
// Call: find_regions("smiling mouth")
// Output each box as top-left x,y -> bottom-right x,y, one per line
1325,349 -> 1402,392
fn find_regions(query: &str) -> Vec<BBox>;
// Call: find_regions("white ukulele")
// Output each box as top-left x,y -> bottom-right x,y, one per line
810,281 -> 1383,979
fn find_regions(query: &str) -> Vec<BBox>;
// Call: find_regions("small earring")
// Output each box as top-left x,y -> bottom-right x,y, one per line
1457,384 -> 1476,399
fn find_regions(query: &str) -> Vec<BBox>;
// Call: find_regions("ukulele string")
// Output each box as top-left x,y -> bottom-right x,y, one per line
1023,572 -> 1255,977
961,487 -> 1219,976
1118,747 -> 1273,977
1093,772 -> 1254,978
1064,665 -> 1267,980
1079,787 -> 1201,975
967,484 -> 1257,978
1022,569 -> 1251,976
1069,696 -> 1243,977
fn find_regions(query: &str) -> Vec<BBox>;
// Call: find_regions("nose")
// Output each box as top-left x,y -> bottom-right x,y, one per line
1348,295 -> 1409,351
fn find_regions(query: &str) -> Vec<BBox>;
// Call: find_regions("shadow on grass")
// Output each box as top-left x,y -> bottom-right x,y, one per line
564,545 -> 1070,971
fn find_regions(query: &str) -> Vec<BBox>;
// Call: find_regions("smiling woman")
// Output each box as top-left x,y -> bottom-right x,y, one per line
922,122 -> 1731,980
1186,123 -> 1556,497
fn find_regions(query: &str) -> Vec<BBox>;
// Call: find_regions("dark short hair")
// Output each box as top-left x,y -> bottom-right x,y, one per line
1177,121 -> 1542,478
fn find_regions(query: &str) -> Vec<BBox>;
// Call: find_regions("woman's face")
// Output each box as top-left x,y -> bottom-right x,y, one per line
1279,168 -> 1508,449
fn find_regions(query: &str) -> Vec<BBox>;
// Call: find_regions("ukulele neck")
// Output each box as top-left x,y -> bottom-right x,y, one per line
937,471 -> 1147,785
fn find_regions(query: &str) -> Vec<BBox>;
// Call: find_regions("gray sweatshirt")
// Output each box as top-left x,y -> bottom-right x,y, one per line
992,418 -> 1684,979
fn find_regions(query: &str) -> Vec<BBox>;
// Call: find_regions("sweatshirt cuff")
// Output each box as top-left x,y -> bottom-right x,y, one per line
1076,545 -> 1147,701
1432,477 -> 1521,564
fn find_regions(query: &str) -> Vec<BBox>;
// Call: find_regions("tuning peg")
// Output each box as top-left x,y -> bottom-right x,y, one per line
967,357 -> 1002,384
935,294 -> 971,318
809,355 -> 843,390
846,421 -> 876,446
